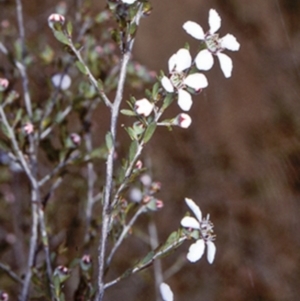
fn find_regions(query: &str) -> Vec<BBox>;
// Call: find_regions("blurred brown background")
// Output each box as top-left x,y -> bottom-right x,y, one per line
1,0 -> 300,300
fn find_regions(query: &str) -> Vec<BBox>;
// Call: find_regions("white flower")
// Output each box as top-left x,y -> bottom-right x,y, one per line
181,198 -> 216,264
161,48 -> 208,111
51,73 -> 71,90
183,9 -> 240,78
160,283 -> 174,301
134,98 -> 154,117
174,113 -> 192,128
121,0 -> 137,4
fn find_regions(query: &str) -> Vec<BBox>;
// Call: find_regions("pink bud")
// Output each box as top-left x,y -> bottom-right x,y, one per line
175,113 -> 192,129
0,292 -> 9,301
134,98 -> 154,117
135,160 -> 143,169
0,78 -> 9,91
70,133 -> 81,146
48,13 -> 65,29
156,200 -> 164,209
81,254 -> 91,265
23,123 -> 34,135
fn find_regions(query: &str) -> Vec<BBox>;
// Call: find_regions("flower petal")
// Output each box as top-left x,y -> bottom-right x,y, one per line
178,89 -> 193,111
217,52 -> 233,78
122,0 -> 137,4
181,216 -> 200,229
160,283 -> 174,301
206,241 -> 216,264
135,98 -> 154,117
175,48 -> 192,72
161,76 -> 174,93
184,73 -> 208,90
168,53 -> 177,73
208,9 -> 221,34
187,239 -> 205,262
185,198 -> 202,221
195,49 -> 214,71
183,21 -> 205,40
220,34 -> 240,51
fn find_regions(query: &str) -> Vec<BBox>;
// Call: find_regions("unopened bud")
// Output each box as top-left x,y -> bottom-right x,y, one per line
54,265 -> 70,283
155,199 -> 164,209
135,160 -> 143,169
0,78 -> 9,92
80,254 -> 92,271
150,181 -> 161,193
48,14 -> 65,29
0,292 -> 9,301
23,123 -> 34,135
174,113 -> 192,129
70,133 -> 81,146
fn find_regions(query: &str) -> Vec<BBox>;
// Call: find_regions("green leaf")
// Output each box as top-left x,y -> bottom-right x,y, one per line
105,132 -> 114,152
125,127 -> 137,140
120,109 -> 136,116
66,21 -> 73,36
75,61 -> 88,75
143,122 -> 156,143
162,93 -> 173,110
129,140 -> 138,162
152,82 -> 160,100
54,31 -> 70,45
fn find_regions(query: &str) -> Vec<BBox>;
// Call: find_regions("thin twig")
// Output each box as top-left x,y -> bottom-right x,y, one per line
0,262 -> 23,284
20,201 -> 39,301
96,6 -> 144,299
104,236 -> 187,290
106,204 -> 147,267
15,0 -> 32,117
68,42 -> 112,109
148,220 -> 163,301
84,131 -> 96,243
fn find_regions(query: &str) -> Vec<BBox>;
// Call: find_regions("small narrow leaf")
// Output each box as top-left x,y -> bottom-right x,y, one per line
105,132 -> 114,152
143,122 -> 157,143
75,61 -> 88,75
120,109 -> 136,116
54,31 -> 70,45
66,21 -> 73,36
129,140 -> 138,162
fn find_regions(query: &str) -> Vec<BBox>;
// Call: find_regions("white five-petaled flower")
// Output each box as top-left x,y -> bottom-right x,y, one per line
161,48 -> 208,111
181,198 -> 216,264
183,9 -> 240,78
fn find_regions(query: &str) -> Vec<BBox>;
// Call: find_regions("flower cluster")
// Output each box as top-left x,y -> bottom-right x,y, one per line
134,10 -> 239,131
159,8 -> 239,125
181,198 -> 216,264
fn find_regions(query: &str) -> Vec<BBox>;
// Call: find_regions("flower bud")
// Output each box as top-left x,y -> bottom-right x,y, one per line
174,113 -> 192,129
134,98 -> 154,117
135,160 -> 143,170
48,14 -> 65,30
0,292 -> 9,301
155,199 -> 164,209
0,78 -> 9,92
54,265 -> 70,283
80,254 -> 92,271
23,123 -> 34,135
51,73 -> 71,90
70,133 -> 81,146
